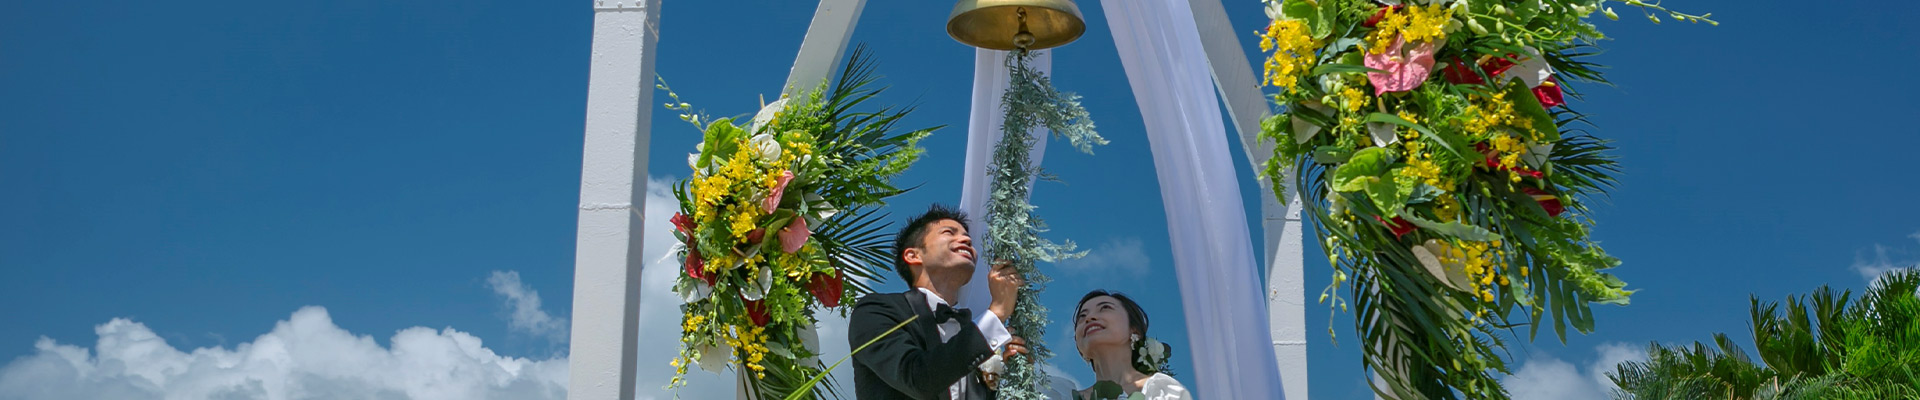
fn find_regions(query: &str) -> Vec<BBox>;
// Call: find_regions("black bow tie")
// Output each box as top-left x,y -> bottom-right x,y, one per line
934,304 -> 973,323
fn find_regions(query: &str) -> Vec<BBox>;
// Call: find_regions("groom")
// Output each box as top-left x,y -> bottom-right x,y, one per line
850,205 -> 1027,400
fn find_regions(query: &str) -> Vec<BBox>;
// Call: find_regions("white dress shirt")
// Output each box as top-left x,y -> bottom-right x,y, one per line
917,288 -> 1011,400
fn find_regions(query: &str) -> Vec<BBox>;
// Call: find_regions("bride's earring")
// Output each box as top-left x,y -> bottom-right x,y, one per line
1130,334 -> 1140,345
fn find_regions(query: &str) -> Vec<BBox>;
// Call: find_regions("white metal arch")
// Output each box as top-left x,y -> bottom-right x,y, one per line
567,1 -> 1306,398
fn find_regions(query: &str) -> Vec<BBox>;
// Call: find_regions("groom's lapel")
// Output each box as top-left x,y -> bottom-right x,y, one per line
902,289 -> 934,320
901,289 -> 940,341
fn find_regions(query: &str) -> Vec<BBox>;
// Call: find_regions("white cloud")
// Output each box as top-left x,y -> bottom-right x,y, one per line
1501,342 -> 1647,400
0,307 -> 568,400
0,175 -> 857,400
1053,237 -> 1151,278
488,270 -> 569,345
1852,232 -> 1920,285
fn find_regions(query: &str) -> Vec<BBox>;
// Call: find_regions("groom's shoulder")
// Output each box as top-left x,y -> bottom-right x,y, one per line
853,291 -> 907,309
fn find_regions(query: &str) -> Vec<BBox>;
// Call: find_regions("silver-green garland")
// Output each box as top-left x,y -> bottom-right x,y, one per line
986,49 -> 1106,400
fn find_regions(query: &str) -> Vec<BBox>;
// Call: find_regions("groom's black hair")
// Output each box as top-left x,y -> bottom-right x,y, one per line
892,204 -> 972,285
1075,290 -> 1149,337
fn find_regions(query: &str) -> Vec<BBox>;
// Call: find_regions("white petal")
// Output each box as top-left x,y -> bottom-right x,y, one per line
1368,122 -> 1400,147
749,98 -> 788,133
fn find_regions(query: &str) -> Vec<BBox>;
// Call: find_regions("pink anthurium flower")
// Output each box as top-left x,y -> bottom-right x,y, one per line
779,217 -> 810,253
1365,36 -> 1439,95
762,171 -> 794,213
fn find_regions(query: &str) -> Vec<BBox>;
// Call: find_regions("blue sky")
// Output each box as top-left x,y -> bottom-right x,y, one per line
4,0 -> 1920,399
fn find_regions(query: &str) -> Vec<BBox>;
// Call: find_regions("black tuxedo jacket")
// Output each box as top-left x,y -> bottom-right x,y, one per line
848,290 -> 996,400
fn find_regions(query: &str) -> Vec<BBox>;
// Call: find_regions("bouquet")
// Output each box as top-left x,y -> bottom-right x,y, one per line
1254,0 -> 1709,398
663,48 -> 936,399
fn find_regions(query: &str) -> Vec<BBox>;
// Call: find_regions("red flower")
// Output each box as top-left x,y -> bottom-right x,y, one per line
1363,6 -> 1402,28
1443,58 -> 1484,85
1481,55 -> 1517,77
670,212 -> 696,235
806,269 -> 845,308
1522,187 -> 1565,217
1373,215 -> 1417,239
1443,55 -> 1523,86
746,228 -> 766,245
1532,77 -> 1565,108
743,298 -> 770,326
684,247 -> 713,285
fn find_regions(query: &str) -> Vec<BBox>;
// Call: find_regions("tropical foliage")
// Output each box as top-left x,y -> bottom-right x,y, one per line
1254,0 -> 1710,398
1610,270 -> 1920,399
660,47 -> 937,399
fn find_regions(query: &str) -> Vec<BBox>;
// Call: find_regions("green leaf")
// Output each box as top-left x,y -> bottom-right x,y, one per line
1312,146 -> 1353,164
1364,112 -> 1433,137
1407,184 -> 1443,204
1087,381 -> 1126,400
1504,82 -> 1561,142
1364,174 -> 1409,218
698,118 -> 745,168
1399,213 -> 1504,242
1280,0 -> 1332,39
1310,63 -> 1386,77
1332,147 -> 1395,192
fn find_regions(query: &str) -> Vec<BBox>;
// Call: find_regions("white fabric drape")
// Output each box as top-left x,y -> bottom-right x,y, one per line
956,48 -> 1050,312
1102,0 -> 1287,398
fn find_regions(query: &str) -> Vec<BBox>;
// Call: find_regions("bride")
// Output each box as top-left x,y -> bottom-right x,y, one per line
1070,290 -> 1191,400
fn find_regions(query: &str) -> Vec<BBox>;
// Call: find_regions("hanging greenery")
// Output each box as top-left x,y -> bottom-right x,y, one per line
1254,0 -> 1712,398
986,49 -> 1107,400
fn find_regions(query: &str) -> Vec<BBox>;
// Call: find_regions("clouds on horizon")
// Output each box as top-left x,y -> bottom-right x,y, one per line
0,176 -> 801,400
1500,342 -> 1646,400
0,307 -> 569,400
1853,231 -> 1920,286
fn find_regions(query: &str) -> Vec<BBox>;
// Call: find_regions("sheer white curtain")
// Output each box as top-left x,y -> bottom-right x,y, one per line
956,48 -> 1050,312
1102,0 -> 1286,398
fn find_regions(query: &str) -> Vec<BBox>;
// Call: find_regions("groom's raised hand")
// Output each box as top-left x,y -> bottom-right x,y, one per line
987,260 -> 1022,323
1003,335 -> 1030,360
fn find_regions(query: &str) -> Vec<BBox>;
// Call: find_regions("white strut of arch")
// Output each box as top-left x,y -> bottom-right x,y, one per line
569,0 -> 661,399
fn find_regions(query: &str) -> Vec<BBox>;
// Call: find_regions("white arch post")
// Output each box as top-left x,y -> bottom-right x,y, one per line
568,0 -> 662,399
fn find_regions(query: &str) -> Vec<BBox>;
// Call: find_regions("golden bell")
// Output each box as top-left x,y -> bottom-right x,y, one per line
946,0 -> 1086,51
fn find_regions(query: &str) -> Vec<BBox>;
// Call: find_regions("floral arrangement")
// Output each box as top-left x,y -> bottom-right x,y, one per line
662,48 -> 936,399
1254,0 -> 1710,398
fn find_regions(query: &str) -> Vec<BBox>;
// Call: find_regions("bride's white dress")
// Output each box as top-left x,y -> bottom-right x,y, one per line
1064,373 -> 1192,400
1136,373 -> 1191,400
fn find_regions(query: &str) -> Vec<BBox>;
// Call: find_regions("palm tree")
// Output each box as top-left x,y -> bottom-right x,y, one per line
1609,270 -> 1920,399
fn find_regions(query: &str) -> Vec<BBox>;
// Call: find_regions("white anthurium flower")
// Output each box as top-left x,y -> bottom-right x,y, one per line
1290,101 -> 1335,145
750,133 -> 781,162
1367,122 -> 1400,147
741,265 -> 774,301
697,341 -> 732,374
1263,0 -> 1284,20
749,97 -> 788,134
1513,47 -> 1555,88
677,278 -> 713,303
798,323 -> 821,366
804,193 -> 838,227
1522,141 -> 1554,169
687,153 -> 700,170
1412,240 -> 1475,292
